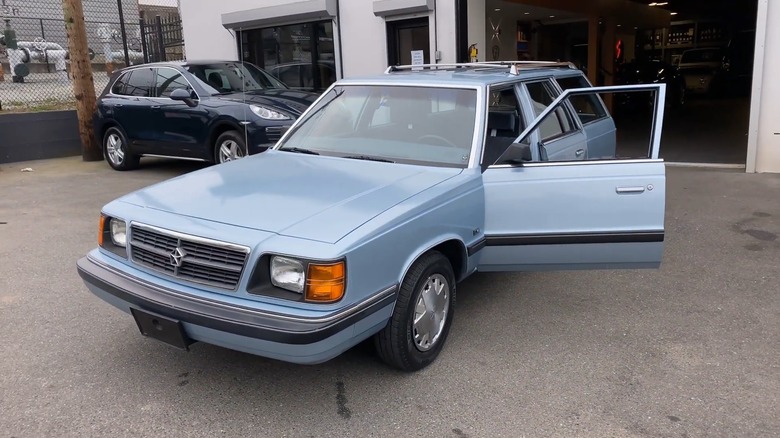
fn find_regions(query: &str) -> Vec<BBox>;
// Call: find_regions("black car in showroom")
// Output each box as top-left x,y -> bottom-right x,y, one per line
94,60 -> 320,170
615,58 -> 687,110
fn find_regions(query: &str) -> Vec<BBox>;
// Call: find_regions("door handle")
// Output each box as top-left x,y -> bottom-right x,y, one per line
575,149 -> 585,157
151,105 -> 161,109
616,186 -> 646,194
114,104 -> 123,108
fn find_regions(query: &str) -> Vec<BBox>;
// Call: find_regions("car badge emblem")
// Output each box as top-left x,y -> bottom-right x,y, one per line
169,247 -> 187,267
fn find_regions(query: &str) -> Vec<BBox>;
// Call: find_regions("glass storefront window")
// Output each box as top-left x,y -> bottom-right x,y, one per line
237,21 -> 336,93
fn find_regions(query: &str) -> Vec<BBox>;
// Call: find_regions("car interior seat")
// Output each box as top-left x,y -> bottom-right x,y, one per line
483,111 -> 520,166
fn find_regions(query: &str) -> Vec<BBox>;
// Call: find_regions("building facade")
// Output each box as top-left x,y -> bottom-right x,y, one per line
178,0 -> 779,173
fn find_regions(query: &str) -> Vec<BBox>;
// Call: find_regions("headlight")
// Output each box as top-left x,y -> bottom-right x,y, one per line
98,214 -> 128,258
270,256 -> 305,293
250,104 -> 290,120
110,218 -> 127,247
268,256 -> 346,303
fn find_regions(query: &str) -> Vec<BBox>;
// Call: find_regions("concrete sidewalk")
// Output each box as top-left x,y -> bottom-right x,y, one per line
0,156 -> 778,437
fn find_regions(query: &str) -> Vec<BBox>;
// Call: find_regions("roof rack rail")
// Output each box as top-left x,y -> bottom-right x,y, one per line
384,61 -> 575,74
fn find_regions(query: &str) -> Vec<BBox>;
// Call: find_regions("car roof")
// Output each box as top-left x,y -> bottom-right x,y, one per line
338,62 -> 585,87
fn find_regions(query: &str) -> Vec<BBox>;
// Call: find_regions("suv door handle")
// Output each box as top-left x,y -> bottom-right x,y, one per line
151,105 -> 161,109
575,149 -> 585,157
616,186 -> 646,194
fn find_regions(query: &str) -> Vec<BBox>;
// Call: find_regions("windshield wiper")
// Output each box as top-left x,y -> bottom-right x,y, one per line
281,147 -> 320,155
342,155 -> 394,163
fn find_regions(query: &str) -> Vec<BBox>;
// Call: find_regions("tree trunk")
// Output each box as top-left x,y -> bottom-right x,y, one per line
62,0 -> 102,161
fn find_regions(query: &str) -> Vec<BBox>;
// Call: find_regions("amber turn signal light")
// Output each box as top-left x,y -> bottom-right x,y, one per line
98,214 -> 107,247
305,261 -> 345,303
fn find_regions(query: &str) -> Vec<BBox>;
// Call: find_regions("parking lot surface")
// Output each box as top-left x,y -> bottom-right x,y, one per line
1,157 -> 778,437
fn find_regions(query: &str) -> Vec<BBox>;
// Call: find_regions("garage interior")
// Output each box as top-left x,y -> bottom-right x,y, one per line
483,0 -> 758,165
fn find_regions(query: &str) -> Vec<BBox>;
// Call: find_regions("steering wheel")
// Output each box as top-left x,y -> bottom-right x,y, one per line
416,134 -> 457,148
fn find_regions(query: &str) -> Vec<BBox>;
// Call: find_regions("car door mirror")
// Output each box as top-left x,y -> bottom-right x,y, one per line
170,88 -> 197,107
503,142 -> 532,164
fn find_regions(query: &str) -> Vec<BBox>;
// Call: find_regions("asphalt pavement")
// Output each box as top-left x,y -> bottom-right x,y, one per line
0,156 -> 778,438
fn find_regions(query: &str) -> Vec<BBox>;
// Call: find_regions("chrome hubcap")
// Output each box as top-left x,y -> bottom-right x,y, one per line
106,133 -> 125,165
413,273 -> 450,352
219,140 -> 244,163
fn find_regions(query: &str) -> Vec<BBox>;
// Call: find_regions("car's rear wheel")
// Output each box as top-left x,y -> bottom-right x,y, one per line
215,131 -> 247,164
103,126 -> 139,171
374,251 -> 456,372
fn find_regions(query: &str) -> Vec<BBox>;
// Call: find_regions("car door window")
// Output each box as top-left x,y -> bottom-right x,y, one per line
111,72 -> 131,95
154,68 -> 193,98
524,80 -> 577,142
123,68 -> 154,97
556,75 -> 608,124
483,87 -> 526,167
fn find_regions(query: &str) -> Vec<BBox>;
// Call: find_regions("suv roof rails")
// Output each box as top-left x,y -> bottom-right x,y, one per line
384,61 -> 576,75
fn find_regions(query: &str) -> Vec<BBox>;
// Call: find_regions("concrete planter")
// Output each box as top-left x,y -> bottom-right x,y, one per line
0,110 -> 82,164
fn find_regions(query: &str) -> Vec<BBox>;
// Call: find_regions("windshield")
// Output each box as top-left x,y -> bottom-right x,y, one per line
186,62 -> 288,94
276,85 -> 478,168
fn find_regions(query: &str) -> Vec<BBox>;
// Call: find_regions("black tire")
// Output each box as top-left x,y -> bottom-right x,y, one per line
374,251 -> 456,372
102,126 -> 139,171
214,130 -> 247,164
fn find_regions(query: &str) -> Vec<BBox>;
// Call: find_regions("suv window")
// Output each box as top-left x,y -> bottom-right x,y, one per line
111,72 -> 130,95
154,68 -> 192,98
118,68 -> 154,97
525,80 -> 576,142
556,75 -> 608,124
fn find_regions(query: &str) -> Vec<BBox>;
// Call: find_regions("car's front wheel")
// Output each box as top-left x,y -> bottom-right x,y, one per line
374,251 -> 456,372
214,130 -> 247,164
103,126 -> 139,171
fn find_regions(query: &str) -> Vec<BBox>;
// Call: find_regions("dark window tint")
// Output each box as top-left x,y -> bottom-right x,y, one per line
111,73 -> 130,95
124,68 -> 154,97
155,68 -> 192,98
557,75 -> 608,124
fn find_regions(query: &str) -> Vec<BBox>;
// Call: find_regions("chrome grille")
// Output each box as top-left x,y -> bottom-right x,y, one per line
129,224 -> 249,290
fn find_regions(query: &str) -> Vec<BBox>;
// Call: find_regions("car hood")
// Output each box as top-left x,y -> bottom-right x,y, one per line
216,89 -> 319,117
118,150 -> 462,244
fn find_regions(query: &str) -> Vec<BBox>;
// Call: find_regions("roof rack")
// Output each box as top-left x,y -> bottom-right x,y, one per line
384,61 -> 576,75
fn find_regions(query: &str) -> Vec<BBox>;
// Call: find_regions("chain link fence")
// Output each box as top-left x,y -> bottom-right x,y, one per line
0,0 -> 183,112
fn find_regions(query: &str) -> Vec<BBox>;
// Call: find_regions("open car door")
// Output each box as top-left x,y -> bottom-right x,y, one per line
478,83 -> 667,271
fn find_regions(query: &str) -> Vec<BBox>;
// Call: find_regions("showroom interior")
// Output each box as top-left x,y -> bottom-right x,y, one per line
471,0 -> 758,166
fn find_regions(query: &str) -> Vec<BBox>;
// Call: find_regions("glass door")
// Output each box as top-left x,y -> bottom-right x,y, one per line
387,18 -> 430,66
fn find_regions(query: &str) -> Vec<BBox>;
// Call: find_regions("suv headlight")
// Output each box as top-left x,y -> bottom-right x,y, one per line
269,256 -> 346,303
250,104 -> 290,120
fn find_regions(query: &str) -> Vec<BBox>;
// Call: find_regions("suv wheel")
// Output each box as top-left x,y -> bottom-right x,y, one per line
103,126 -> 139,171
215,131 -> 247,164
374,251 -> 456,372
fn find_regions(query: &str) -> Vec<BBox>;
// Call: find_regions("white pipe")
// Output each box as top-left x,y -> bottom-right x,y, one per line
47,50 -> 69,83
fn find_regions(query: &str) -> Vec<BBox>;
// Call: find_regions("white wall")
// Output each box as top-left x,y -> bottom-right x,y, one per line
467,0 -> 486,62
751,0 -> 780,173
180,0 -> 286,61
338,0 -> 388,77
435,0 -> 458,64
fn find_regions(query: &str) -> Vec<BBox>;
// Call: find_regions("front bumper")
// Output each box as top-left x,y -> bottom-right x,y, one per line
77,254 -> 396,364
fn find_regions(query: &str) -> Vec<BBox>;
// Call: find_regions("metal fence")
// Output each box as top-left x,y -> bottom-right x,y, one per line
0,0 -> 184,112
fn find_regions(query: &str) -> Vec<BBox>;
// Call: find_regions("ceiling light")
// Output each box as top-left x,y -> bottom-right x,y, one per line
649,2 -> 669,6
549,15 -> 555,18
494,8 -> 501,11
670,11 -> 678,15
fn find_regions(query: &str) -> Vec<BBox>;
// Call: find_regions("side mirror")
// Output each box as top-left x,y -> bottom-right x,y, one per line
502,142 -> 533,164
170,88 -> 197,107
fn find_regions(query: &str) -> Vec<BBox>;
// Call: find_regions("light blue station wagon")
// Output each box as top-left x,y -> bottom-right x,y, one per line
77,61 -> 667,372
